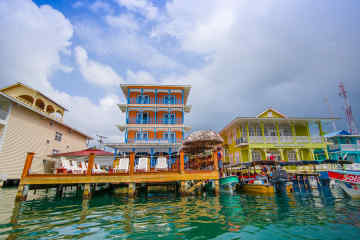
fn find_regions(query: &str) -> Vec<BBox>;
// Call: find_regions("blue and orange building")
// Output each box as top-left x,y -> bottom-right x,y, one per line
109,84 -> 192,166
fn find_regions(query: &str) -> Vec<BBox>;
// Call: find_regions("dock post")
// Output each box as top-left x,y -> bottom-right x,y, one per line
180,181 -> 187,196
129,152 -> 135,176
214,180 -> 220,195
180,151 -> 185,174
87,153 -> 95,175
15,152 -> 35,201
128,183 -> 136,198
15,184 -> 29,201
83,184 -> 92,200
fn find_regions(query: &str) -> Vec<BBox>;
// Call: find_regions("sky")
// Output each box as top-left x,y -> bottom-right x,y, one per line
1,0 -> 360,144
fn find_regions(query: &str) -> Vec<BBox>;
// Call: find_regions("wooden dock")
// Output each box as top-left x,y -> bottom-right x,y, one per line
16,151 -> 220,201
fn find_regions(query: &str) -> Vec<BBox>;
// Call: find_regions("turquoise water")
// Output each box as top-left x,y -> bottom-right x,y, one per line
0,187 -> 360,239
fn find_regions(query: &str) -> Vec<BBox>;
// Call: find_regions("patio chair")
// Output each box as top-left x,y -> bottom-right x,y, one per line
115,158 -> 129,172
135,157 -> 148,172
155,157 -> 168,170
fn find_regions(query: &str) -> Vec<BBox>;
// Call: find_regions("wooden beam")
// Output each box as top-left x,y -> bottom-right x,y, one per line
213,151 -> 219,170
180,151 -> 184,174
86,153 -> 95,175
23,171 -> 219,185
129,152 -> 135,176
21,152 -> 35,178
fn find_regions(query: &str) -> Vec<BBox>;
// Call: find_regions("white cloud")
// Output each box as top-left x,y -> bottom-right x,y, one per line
0,0 -> 73,91
105,14 -> 139,31
115,0 -> 158,20
90,0 -> 113,13
0,0 -> 124,142
126,70 -> 155,83
75,46 -> 124,87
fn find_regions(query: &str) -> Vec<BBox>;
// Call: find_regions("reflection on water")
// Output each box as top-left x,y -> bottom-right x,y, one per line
0,187 -> 360,240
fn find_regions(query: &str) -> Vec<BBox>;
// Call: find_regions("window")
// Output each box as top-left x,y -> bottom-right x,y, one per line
265,126 -> 276,136
249,127 -> 255,136
164,95 -> 175,104
52,149 -> 59,154
143,95 -> 150,104
55,132 -> 62,142
288,151 -> 297,161
252,151 -> 261,161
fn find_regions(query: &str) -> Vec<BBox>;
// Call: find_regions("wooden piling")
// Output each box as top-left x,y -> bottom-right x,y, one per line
214,180 -> 220,195
83,184 -> 92,200
128,183 -> 136,198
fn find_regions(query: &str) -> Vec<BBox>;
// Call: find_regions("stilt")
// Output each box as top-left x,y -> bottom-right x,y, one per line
214,180 -> 220,195
15,184 -> 29,201
180,181 -> 187,196
83,184 -> 92,200
56,185 -> 64,198
128,183 -> 136,198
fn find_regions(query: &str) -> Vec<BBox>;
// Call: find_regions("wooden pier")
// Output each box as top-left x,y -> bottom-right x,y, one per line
16,151 -> 220,201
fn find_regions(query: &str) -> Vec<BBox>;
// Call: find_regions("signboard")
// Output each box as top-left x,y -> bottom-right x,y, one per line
329,171 -> 360,184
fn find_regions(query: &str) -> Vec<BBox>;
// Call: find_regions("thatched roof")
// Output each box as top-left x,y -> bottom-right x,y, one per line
181,130 -> 223,154
183,130 -> 224,145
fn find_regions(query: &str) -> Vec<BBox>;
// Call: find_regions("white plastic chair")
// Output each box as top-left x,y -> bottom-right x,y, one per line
155,157 -> 168,170
135,157 -> 148,171
115,158 -> 129,172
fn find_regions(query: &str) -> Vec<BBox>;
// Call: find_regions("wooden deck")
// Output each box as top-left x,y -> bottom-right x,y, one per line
23,170 -> 219,185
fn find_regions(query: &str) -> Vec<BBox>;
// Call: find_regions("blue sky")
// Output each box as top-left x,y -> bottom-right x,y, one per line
1,0 -> 360,142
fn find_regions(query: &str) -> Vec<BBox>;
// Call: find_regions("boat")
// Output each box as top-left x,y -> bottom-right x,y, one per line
219,176 -> 239,194
328,170 -> 360,198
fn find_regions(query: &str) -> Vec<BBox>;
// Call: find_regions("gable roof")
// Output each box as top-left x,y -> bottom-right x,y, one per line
256,108 -> 287,119
0,91 -> 92,139
0,82 -> 68,111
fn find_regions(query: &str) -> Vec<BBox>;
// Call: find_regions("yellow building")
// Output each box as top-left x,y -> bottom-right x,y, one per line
0,83 -> 91,183
219,108 -> 336,165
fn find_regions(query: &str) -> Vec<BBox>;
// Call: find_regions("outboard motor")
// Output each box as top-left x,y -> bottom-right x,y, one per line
271,168 -> 288,193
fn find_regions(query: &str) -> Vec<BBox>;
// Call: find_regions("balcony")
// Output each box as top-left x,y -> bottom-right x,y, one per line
128,138 -> 180,144
128,118 -> 183,125
311,136 -> 322,143
280,136 -> 294,143
235,137 -> 248,145
265,136 -> 278,143
249,136 -> 263,143
129,97 -> 183,105
296,136 -> 309,143
341,144 -> 360,151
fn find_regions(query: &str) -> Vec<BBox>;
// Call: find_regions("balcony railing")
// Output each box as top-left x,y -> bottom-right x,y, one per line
296,136 -> 309,143
128,138 -> 180,144
265,136 -> 278,143
128,97 -> 183,105
341,144 -> 360,151
235,137 -> 248,145
249,136 -> 263,143
128,118 -> 183,125
328,144 -> 340,151
280,136 -> 294,143
311,136 -> 322,143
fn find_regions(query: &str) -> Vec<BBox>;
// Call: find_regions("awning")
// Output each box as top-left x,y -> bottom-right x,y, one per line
49,148 -> 113,158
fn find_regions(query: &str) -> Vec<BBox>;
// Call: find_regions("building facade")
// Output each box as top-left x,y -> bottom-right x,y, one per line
326,130 -> 360,162
0,83 -> 91,181
109,84 -> 191,165
219,108 -> 335,165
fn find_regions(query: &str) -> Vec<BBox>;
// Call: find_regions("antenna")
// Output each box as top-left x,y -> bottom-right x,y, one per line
324,97 -> 337,131
339,82 -> 358,134
96,134 -> 108,150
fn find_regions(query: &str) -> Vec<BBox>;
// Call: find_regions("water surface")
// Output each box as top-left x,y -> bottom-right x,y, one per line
0,187 -> 359,239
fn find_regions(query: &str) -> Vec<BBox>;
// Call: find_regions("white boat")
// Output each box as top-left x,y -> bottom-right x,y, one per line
328,170 -> 360,198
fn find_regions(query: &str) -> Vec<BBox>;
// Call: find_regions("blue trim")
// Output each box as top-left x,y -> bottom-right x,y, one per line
126,109 -> 129,124
127,88 -> 130,103
182,89 -> 184,105
125,128 -> 128,143
155,89 -> 158,105
114,149 -> 117,160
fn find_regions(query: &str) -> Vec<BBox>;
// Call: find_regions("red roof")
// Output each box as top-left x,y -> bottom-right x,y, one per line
50,148 -> 113,157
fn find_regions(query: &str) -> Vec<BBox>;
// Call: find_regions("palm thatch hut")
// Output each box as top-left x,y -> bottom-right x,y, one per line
181,130 -> 224,169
